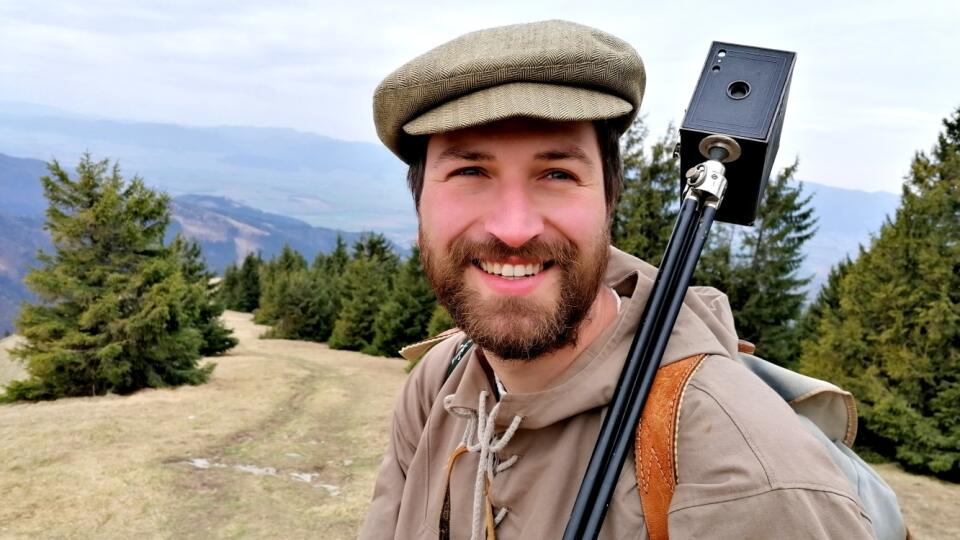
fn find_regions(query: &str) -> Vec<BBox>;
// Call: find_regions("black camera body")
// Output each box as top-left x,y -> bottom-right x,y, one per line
679,42 -> 796,225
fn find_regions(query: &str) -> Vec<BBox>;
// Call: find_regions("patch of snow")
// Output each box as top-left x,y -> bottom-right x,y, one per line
234,464 -> 277,476
318,483 -> 341,496
290,472 -> 317,483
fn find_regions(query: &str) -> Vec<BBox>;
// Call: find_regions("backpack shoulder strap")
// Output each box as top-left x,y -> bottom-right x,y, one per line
635,353 -> 706,540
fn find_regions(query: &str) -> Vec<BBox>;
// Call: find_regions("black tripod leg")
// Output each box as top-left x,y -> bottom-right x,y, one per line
563,196 -> 701,540
579,204 -> 720,538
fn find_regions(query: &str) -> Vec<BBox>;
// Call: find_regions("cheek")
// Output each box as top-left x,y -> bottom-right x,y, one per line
419,182 -> 478,243
540,192 -> 608,242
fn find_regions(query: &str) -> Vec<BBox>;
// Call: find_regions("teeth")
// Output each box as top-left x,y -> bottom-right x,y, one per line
478,260 -> 545,278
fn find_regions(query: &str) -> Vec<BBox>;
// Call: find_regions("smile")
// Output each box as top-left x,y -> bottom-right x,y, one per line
473,259 -> 554,279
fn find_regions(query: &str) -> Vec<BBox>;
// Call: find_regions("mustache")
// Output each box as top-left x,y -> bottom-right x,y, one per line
446,236 -> 578,266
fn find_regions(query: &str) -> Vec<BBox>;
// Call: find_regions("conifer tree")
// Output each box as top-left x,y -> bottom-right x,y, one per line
170,235 -> 237,355
369,246 -> 437,356
255,245 -> 307,325
324,235 -> 350,276
695,162 -> 817,366
320,235 -> 350,324
219,263 -> 241,309
260,266 -> 336,342
610,117 -> 816,366
3,155 -> 214,401
796,255 -> 852,345
612,119 -> 680,265
800,107 -> 960,478
328,234 -> 397,352
426,304 -> 455,337
232,252 -> 262,313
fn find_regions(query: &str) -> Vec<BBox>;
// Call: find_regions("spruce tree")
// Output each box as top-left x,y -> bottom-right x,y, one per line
324,235 -> 350,276
260,266 -> 336,342
3,155 -> 214,401
800,107 -> 960,478
796,255 -> 852,345
321,235 -> 350,324
255,244 -> 307,325
369,246 -> 437,356
170,235 -> 237,355
612,119 -> 680,265
219,263 -> 241,309
328,234 -> 397,352
426,304 -> 455,337
235,252 -> 262,313
695,161 -> 817,366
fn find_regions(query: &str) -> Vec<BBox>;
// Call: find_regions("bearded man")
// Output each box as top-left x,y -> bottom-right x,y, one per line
360,20 -> 876,540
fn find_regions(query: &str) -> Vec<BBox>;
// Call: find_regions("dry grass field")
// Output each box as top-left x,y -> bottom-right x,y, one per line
1,312 -> 957,539
0,312 -> 407,539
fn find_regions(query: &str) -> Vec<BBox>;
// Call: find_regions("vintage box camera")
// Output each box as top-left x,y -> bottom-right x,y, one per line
679,42 -> 796,225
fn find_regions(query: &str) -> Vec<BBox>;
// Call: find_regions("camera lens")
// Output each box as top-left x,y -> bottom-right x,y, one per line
727,80 -> 750,100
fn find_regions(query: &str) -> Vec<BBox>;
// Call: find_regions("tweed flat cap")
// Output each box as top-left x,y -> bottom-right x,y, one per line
373,20 -> 645,162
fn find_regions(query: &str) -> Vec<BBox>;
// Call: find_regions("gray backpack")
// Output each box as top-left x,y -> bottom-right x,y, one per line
739,352 -> 907,540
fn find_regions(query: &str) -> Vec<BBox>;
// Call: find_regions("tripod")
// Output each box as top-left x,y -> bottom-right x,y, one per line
562,134 -> 741,540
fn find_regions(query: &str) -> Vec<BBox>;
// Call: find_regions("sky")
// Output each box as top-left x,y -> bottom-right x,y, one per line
1,0 -> 958,194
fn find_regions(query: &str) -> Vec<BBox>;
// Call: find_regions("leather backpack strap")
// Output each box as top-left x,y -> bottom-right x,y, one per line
635,354 -> 707,540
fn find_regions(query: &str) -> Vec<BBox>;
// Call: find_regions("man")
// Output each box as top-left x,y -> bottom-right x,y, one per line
361,20 -> 875,539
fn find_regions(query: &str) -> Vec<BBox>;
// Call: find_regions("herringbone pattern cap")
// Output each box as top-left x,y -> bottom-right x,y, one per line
373,20 -> 645,162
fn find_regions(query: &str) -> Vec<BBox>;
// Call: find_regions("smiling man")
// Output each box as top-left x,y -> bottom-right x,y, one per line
360,20 -> 875,540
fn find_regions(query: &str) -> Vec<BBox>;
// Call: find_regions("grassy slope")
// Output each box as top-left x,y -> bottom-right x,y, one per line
0,312 -> 406,539
0,312 -> 957,538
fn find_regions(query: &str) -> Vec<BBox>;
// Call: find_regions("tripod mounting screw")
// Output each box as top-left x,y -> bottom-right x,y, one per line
698,134 -> 742,163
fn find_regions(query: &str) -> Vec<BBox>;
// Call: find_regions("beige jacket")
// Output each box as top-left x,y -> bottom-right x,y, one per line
359,247 -> 875,539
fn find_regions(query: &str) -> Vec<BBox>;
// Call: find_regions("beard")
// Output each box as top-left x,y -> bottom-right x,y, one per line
420,228 -> 609,361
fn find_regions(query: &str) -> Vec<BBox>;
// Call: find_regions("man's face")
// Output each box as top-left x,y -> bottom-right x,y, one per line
418,118 -> 610,360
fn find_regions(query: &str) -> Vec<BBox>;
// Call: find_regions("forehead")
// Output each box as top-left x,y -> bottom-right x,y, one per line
425,118 -> 599,161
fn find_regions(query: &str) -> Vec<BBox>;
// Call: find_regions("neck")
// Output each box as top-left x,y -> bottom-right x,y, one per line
484,287 -> 619,394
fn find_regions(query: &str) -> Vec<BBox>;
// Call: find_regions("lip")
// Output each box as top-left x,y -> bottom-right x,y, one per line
470,263 -> 553,296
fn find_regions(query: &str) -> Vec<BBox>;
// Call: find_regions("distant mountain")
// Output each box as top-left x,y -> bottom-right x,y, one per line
169,194 -> 371,272
800,182 -> 900,293
0,152 -> 47,216
0,102 -> 415,243
0,152 -> 387,334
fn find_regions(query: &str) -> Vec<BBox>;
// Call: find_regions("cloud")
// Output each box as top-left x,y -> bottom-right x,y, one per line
1,0 -> 958,191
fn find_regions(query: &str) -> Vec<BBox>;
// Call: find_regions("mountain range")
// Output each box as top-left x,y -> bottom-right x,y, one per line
0,152 -> 373,335
0,103 -> 902,335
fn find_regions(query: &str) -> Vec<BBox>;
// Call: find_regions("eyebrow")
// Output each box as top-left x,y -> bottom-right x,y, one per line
432,144 -> 594,165
435,147 -> 495,162
534,146 -> 593,166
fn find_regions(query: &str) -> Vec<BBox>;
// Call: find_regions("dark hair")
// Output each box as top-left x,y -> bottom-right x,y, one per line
405,120 -> 624,215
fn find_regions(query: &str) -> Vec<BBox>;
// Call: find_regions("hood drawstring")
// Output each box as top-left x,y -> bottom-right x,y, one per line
443,391 -> 523,540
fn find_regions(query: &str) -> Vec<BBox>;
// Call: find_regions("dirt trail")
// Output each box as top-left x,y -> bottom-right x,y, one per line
0,311 -> 408,539
0,335 -> 26,388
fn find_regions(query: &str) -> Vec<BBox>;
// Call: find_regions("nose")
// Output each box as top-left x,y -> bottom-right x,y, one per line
483,181 -> 544,248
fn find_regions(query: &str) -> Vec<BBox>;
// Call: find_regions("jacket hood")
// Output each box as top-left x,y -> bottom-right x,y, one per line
445,246 -> 740,429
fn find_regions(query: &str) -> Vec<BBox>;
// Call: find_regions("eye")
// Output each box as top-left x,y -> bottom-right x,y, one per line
544,170 -> 576,181
451,167 -> 484,177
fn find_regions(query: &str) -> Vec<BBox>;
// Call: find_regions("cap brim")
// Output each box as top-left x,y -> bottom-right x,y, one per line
402,81 -> 633,136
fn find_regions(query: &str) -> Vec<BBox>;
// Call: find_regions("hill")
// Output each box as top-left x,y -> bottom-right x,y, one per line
0,153 -> 379,334
0,105 -> 415,240
0,312 -> 956,538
